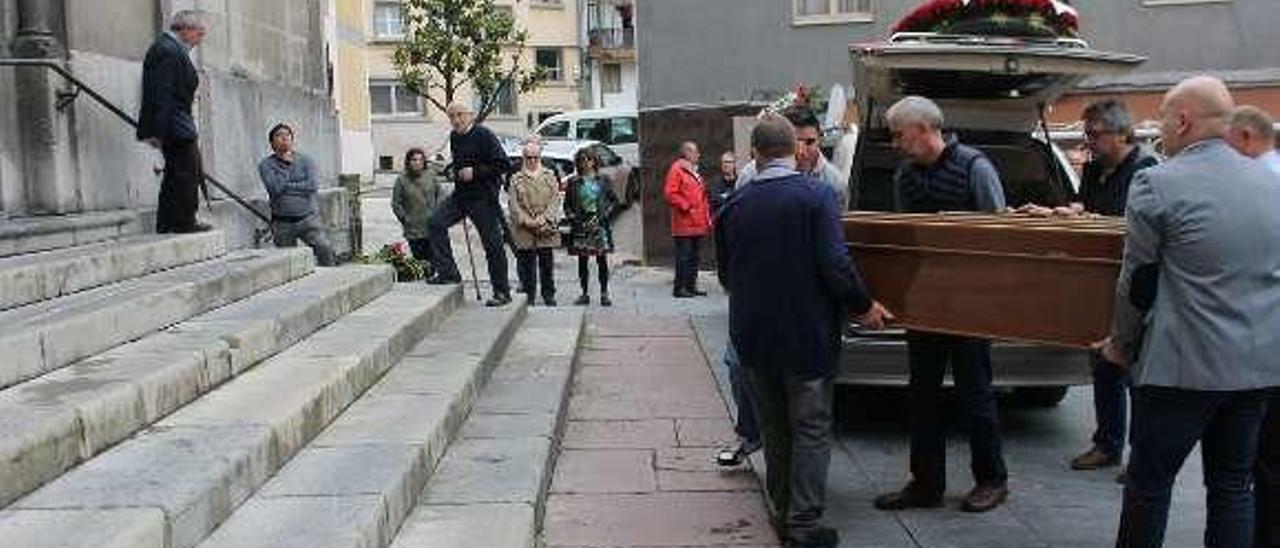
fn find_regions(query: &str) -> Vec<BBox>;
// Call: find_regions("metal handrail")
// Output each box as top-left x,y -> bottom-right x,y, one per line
0,58 -> 272,226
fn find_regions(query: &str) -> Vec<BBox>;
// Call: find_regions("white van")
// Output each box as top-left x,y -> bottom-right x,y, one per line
534,108 -> 638,166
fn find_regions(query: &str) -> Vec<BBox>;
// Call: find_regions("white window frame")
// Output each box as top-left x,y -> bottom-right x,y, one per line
601,63 -> 623,94
529,0 -> 564,9
792,0 -> 874,26
369,80 -> 423,118
373,1 -> 404,40
535,48 -> 564,82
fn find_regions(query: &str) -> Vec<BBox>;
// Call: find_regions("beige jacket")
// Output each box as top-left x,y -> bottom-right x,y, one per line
508,168 -> 562,249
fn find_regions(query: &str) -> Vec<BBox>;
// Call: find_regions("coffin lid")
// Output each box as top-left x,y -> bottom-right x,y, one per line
852,33 -> 1147,132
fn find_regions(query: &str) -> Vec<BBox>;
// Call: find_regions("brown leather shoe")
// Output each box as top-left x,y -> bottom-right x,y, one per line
960,484 -> 1009,513
873,482 -> 944,511
1070,447 -> 1122,470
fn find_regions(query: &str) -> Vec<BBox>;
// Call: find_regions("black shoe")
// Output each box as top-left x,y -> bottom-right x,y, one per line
164,222 -> 213,234
543,297 -> 557,307
426,274 -> 461,285
873,482 -> 944,511
573,294 -> 590,306
715,438 -> 762,467
484,293 -> 512,307
673,289 -> 695,299
786,525 -> 839,548
690,287 -> 708,296
600,294 -> 613,307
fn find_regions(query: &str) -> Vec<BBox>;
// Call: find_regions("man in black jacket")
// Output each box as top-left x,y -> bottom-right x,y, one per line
137,10 -> 210,234
425,102 -> 513,307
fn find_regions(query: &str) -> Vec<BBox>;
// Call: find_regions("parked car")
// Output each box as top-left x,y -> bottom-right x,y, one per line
504,140 -> 640,207
533,108 -> 639,166
840,32 -> 1145,406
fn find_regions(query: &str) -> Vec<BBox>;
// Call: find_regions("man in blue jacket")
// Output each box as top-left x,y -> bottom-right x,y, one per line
716,115 -> 890,548
137,10 -> 209,234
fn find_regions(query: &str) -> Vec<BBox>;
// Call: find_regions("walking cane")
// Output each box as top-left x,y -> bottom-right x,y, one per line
460,218 -> 483,302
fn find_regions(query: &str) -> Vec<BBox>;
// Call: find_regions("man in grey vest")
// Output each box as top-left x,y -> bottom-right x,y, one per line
1097,76 -> 1280,547
872,96 -> 1010,514
257,123 -> 336,266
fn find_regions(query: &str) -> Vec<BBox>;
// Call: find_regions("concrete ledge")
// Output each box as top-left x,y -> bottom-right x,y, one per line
0,231 -> 227,312
11,285 -> 459,548
0,266 -> 393,508
0,248 -> 314,390
0,210 -> 141,259
200,297 -> 529,548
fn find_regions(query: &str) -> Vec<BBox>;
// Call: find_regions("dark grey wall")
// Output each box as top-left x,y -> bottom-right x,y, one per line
638,0 -> 1280,108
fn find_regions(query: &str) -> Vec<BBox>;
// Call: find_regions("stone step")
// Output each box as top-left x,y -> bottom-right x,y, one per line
0,210 -> 141,258
0,265 -> 395,508
195,297 -> 532,548
0,247 -> 314,390
389,307 -> 585,548
2,284 -> 463,548
0,230 -> 227,312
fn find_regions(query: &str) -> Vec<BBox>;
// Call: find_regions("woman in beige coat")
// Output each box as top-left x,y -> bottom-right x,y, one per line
509,141 -> 562,305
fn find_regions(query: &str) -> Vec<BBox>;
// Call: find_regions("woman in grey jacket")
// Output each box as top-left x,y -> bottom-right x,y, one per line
391,148 -> 444,266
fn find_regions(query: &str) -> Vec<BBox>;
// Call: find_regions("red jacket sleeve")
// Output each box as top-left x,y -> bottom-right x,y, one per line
663,163 -> 691,213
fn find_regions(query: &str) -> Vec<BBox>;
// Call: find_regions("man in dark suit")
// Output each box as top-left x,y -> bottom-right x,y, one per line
716,115 -> 890,548
137,10 -> 210,234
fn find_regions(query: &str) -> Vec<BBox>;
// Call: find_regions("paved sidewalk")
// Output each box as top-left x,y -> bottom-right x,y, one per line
543,313 -> 780,548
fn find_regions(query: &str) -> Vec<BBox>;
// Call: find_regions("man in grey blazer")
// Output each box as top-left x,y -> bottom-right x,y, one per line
1097,76 -> 1280,547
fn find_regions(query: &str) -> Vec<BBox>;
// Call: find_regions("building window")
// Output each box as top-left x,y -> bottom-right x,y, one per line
373,2 -> 404,39
793,0 -> 874,25
530,0 -> 564,7
379,155 -> 395,171
477,81 -> 518,117
536,48 -> 563,82
369,80 -> 422,117
601,63 -> 622,94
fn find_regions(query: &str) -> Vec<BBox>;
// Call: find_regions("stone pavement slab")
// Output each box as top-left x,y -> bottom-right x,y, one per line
543,313 -> 779,548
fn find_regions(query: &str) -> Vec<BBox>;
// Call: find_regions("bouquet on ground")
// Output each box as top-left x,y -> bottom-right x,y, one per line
359,242 -> 428,282
893,0 -> 1080,38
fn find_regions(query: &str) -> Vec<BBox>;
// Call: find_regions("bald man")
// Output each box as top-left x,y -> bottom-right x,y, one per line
1096,76 -> 1280,547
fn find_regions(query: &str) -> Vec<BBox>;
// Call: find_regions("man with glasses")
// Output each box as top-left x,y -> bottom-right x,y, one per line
1068,99 -> 1159,474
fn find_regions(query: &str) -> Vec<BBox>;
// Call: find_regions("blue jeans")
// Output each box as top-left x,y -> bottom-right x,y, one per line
1118,386 -> 1267,548
906,331 -> 1007,491
1091,352 -> 1132,457
724,342 -> 759,444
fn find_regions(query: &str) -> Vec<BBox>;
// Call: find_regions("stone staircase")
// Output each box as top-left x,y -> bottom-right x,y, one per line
0,221 -> 584,548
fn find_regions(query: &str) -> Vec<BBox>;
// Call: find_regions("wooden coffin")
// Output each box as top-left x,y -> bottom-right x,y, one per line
842,212 -> 1126,348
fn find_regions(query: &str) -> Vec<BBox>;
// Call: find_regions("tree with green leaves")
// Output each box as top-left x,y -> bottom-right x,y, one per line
392,0 -> 547,123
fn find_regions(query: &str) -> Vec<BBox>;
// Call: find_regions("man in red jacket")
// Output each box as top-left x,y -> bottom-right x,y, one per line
664,141 -> 712,298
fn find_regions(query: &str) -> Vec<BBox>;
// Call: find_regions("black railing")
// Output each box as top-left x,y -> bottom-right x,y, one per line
587,27 -> 635,49
0,58 -> 272,226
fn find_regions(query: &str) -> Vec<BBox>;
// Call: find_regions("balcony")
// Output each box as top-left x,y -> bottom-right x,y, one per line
587,27 -> 635,60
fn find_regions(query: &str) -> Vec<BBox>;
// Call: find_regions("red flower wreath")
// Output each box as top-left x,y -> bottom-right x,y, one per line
893,0 -> 1080,38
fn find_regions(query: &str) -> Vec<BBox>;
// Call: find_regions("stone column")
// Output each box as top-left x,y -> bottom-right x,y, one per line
11,0 -> 79,215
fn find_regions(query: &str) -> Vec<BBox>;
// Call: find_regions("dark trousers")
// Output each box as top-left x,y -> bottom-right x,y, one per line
906,331 -> 1008,491
743,366 -> 834,534
1255,390 -> 1280,548
427,194 -> 510,295
1091,352 -> 1132,457
724,342 -> 760,443
1118,386 -> 1267,548
673,236 -> 702,292
577,254 -> 609,295
271,214 -> 337,266
515,247 -> 556,301
157,139 -> 202,232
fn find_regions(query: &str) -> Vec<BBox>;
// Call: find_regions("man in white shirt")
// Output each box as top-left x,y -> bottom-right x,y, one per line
1226,105 -> 1280,177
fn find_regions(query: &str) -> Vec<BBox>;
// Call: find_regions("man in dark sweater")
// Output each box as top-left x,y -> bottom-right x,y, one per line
426,102 -> 513,307
717,115 -> 890,548
137,10 -> 210,234
257,123 -> 336,266
1068,99 -> 1158,473
873,96 -> 1011,514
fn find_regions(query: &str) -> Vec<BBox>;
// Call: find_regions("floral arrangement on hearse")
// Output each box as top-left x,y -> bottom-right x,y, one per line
893,0 -> 1080,38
